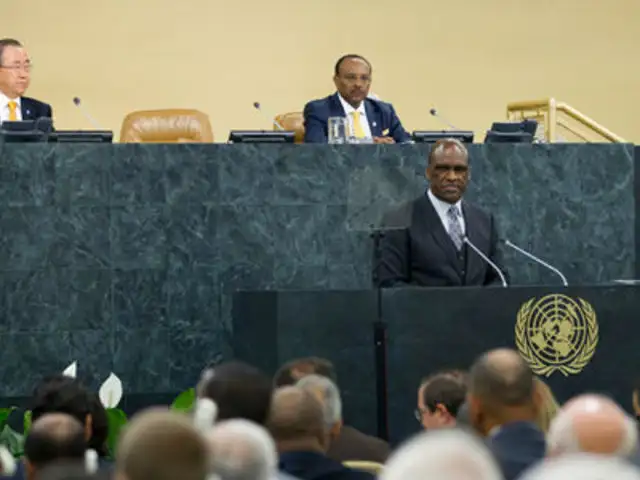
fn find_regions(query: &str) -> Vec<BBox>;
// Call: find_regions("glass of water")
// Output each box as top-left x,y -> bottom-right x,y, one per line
328,117 -> 348,144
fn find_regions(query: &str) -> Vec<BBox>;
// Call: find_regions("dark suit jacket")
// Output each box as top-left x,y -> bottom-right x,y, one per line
279,451 -> 375,480
303,93 -> 410,144
21,96 -> 53,122
487,422 -> 546,480
327,425 -> 390,463
376,193 -> 507,287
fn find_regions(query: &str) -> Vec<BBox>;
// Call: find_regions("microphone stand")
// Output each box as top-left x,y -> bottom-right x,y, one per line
370,227 -> 389,441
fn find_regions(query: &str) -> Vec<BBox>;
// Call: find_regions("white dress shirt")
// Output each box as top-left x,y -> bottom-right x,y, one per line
337,93 -> 372,139
0,92 -> 22,123
427,188 -> 466,236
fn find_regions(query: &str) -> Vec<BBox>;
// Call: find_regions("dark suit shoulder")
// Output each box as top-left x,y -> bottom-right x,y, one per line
328,425 -> 390,463
22,96 -> 51,110
303,95 -> 334,111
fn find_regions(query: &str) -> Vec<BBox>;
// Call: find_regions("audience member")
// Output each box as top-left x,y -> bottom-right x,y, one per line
35,461 -> 111,480
533,377 -> 559,434
380,429 -> 503,480
197,361 -> 273,425
416,371 -> 466,430
275,357 -> 389,463
467,348 -> 545,480
268,386 -> 374,479
0,38 -> 53,124
87,395 -> 109,460
519,454 -> 640,480
547,393 -> 638,458
206,419 -> 277,480
456,401 -> 472,430
303,54 -> 410,144
115,408 -> 208,480
24,414 -> 86,480
297,375 -> 342,443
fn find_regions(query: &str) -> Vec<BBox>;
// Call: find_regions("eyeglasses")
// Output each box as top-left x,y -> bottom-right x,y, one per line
0,64 -> 32,72
414,408 -> 428,422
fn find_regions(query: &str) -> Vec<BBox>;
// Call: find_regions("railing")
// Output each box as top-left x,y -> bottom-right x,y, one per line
506,98 -> 625,143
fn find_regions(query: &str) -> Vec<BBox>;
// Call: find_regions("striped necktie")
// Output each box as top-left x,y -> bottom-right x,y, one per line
351,111 -> 365,138
8,101 -> 18,121
447,206 -> 464,250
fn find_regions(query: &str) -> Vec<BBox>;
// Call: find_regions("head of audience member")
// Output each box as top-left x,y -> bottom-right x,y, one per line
267,386 -> 328,454
547,394 -> 638,458
380,429 -> 503,480
297,374 -> 343,442
87,394 -> 109,458
534,377 -> 560,434
416,372 -> 467,430
31,375 -> 94,443
456,401 -> 472,429
633,379 -> 640,419
24,413 -> 86,480
197,361 -> 273,426
333,54 -> 372,109
115,408 -> 208,480
36,461 -> 112,480
206,419 -> 277,480
426,138 -> 470,204
519,454 -> 640,480
0,38 -> 31,99
274,356 -> 338,387
467,348 -> 537,436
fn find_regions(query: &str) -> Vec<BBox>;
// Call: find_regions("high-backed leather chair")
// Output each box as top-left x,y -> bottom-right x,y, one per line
274,112 -> 304,143
120,109 -> 214,143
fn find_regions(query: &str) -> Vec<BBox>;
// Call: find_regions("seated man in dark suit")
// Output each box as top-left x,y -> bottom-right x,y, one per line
376,138 -> 507,287
467,348 -> 546,480
0,39 -> 53,124
303,54 -> 410,144
269,386 -> 374,480
274,357 -> 390,463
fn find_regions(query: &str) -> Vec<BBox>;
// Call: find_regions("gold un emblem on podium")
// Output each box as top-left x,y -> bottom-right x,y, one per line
515,294 -> 598,377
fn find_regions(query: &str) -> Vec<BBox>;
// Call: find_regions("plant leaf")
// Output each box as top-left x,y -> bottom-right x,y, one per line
99,373 -> 123,408
62,361 -> 77,378
0,426 -> 25,458
0,408 -> 15,431
106,409 -> 128,458
23,411 -> 32,435
170,388 -> 195,412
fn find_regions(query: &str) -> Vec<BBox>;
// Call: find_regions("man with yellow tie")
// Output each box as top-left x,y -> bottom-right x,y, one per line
303,54 -> 410,144
0,38 -> 53,125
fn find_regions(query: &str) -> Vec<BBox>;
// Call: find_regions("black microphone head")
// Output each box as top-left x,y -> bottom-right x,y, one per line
429,108 -> 437,116
73,97 -> 81,106
253,101 -> 261,110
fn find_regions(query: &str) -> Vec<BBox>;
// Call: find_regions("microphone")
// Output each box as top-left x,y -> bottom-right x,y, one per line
72,97 -> 104,130
429,107 -> 459,130
252,101 -> 285,131
462,235 -> 508,287
504,239 -> 568,286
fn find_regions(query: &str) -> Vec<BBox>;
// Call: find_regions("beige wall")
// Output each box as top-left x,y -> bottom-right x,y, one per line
4,0 -> 640,141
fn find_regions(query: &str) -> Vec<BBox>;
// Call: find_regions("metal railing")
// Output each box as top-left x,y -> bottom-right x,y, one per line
506,98 -> 625,143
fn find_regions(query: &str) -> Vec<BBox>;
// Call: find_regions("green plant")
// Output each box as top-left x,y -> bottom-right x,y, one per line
171,388 -> 195,412
105,408 -> 127,457
0,408 -> 24,458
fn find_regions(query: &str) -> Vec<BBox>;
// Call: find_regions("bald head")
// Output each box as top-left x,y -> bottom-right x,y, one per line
116,409 -> 208,480
548,394 -> 638,457
25,413 -> 86,470
267,386 -> 326,452
469,348 -> 534,406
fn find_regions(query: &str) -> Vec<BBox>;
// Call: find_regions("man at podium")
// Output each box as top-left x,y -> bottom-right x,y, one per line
376,138 -> 507,287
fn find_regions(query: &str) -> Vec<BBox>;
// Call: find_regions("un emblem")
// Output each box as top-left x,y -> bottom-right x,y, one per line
515,294 -> 598,377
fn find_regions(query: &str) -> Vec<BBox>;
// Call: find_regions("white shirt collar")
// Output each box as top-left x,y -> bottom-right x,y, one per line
337,93 -> 366,116
0,92 -> 21,108
427,188 -> 462,217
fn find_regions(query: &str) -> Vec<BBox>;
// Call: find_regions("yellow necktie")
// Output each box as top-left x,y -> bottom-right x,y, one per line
351,111 -> 365,138
8,101 -> 17,121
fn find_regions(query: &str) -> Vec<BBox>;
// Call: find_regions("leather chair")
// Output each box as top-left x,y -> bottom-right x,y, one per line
120,109 -> 214,143
274,112 -> 304,143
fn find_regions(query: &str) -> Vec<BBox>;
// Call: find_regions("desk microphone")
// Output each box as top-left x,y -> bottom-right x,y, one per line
72,97 -> 104,130
253,101 -> 285,131
504,239 -> 568,286
429,107 -> 459,130
462,235 -> 508,287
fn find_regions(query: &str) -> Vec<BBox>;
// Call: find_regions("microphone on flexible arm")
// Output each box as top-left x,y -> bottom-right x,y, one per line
503,239 -> 568,286
462,235 -> 508,287
252,101 -> 285,131
429,107 -> 459,130
72,97 -> 104,129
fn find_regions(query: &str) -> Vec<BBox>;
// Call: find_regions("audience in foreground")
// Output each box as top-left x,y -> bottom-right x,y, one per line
520,454 -> 640,480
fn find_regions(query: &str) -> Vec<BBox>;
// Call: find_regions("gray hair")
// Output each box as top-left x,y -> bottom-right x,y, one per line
296,374 -> 342,429
381,429 -> 502,480
206,419 -> 277,480
520,454 -> 640,480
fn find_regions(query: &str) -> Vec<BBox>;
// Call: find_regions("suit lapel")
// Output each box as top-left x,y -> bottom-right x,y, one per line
462,202 -> 483,282
365,99 -> 382,137
329,93 -> 346,118
21,98 -> 33,120
419,195 -> 461,271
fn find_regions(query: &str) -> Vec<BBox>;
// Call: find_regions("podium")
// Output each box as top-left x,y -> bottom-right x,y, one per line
233,285 -> 639,444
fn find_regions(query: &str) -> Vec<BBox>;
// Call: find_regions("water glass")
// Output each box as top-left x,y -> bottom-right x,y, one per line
328,117 -> 348,144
